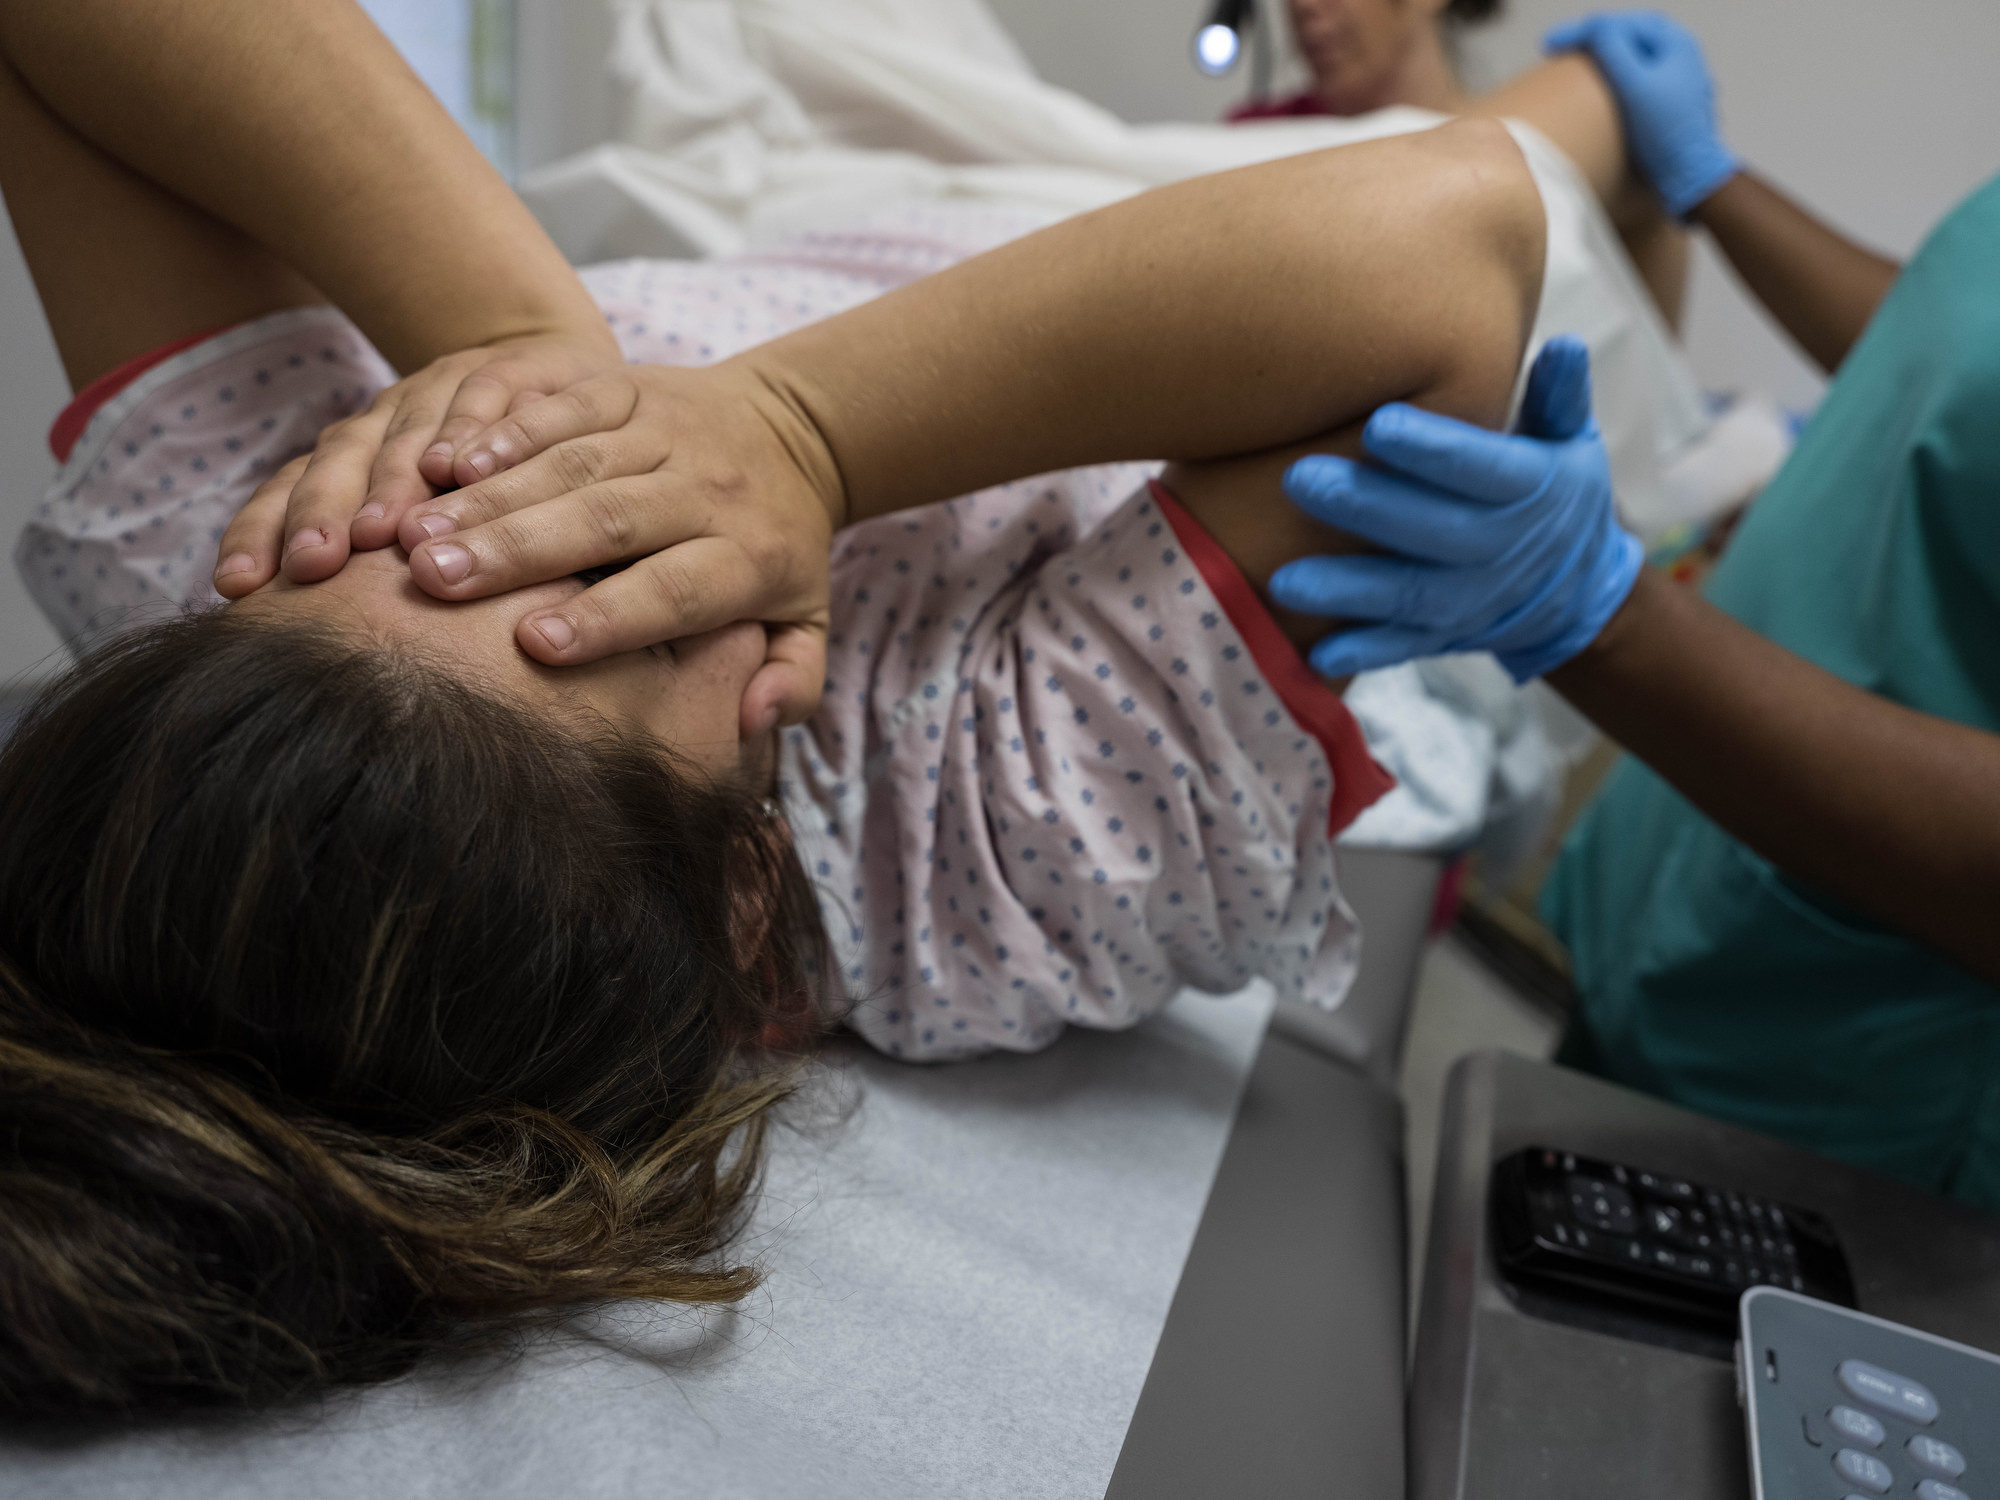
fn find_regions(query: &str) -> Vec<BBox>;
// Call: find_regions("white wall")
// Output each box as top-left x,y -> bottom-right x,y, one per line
989,0 -> 1307,126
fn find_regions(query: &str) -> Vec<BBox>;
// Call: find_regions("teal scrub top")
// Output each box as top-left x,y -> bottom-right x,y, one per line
1545,172 -> 2000,1211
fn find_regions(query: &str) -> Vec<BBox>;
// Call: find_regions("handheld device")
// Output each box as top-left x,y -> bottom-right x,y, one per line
1740,1286 -> 2000,1500
1490,1146 -> 1856,1328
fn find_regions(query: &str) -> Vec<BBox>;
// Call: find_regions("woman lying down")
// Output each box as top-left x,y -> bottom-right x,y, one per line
0,0 -> 1629,1415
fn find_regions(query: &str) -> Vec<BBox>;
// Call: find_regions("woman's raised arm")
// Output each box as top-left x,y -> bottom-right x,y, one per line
0,0 -> 621,586
398,120 -> 1547,682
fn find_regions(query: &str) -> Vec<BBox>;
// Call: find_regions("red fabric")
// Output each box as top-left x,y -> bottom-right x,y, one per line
1429,854 -> 1469,937
1227,91 -> 1334,122
1149,481 -> 1396,837
48,327 -> 226,464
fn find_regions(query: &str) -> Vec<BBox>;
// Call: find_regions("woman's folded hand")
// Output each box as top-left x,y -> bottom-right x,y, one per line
392,361 -> 847,731
211,326 -> 624,595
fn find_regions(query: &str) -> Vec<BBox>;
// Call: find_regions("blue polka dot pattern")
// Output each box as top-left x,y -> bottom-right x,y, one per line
21,307 -> 393,647
781,470 -> 1360,1062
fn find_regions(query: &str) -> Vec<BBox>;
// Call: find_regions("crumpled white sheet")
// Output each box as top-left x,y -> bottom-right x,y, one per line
518,0 -> 1718,858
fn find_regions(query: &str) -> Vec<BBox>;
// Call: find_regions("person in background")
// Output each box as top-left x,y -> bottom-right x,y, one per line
1269,10 -> 2000,1212
1235,0 -> 1500,120
1234,0 -> 1692,324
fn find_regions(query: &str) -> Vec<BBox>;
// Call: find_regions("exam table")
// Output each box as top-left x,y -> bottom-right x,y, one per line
0,849 -> 1441,1499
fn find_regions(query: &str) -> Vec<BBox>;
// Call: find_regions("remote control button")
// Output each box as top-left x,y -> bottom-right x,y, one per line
1647,1205 -> 1683,1238
1568,1176 -> 1637,1234
1685,1255 -> 1716,1279
1833,1448 -> 1894,1493
1915,1483 -> 1970,1500
1827,1406 -> 1886,1447
1908,1436 -> 1967,1481
1723,1260 -> 1744,1285
1838,1360 -> 1940,1425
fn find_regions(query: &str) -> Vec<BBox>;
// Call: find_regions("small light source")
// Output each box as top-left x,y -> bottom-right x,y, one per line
1194,22 -> 1241,75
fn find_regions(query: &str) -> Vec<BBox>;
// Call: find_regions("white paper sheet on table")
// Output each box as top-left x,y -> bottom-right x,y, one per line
0,987 -> 1274,1500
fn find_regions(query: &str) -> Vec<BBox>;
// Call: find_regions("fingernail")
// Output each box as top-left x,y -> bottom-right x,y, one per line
423,442 -> 454,464
425,542 -> 472,585
532,615 -> 576,652
284,528 -> 327,556
412,513 -> 456,540
464,451 -> 496,479
358,502 -> 387,522
216,552 -> 256,577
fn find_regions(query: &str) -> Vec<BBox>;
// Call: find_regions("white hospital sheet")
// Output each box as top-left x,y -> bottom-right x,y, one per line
0,987 -> 1274,1500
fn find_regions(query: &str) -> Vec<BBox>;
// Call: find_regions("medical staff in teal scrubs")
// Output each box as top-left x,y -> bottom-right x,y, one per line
1268,12 -> 2000,1211
1545,165 -> 2000,1207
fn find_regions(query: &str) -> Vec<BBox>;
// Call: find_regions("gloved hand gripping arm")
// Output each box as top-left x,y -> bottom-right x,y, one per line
1270,338 -> 1641,683
1271,337 -> 2000,986
1546,9 -> 1898,371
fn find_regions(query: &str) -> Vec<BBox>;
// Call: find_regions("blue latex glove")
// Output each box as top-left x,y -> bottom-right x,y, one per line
1270,337 -> 1642,683
1545,10 -> 1740,219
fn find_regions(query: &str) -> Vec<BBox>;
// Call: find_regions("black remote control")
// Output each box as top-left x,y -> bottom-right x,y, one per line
1491,1146 -> 1857,1328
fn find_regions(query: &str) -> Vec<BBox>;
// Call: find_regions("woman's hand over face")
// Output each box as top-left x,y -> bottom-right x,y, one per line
211,327 -> 625,594
392,362 -> 846,733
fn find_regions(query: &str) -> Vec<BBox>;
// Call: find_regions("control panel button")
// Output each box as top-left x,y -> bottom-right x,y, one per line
1837,1360 -> 1940,1424
1568,1176 -> 1637,1234
1833,1448 -> 1894,1494
1907,1436 -> 1967,1481
1915,1482 -> 1971,1500
1826,1406 -> 1886,1447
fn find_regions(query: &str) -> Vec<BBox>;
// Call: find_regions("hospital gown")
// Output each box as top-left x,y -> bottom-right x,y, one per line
17,209 -> 1391,1063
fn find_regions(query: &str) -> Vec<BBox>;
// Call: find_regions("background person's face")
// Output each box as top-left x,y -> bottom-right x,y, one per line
1286,0 -> 1444,115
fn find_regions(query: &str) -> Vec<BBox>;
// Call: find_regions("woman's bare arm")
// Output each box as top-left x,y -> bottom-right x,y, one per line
0,0 -> 605,379
404,122 -> 1546,667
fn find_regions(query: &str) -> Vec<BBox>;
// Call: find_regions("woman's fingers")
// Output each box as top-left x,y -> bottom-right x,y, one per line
739,623 -> 830,739
399,427 -> 635,554
512,533 -> 820,666
446,374 -> 643,488
213,453 -> 312,597
406,466 -> 697,598
275,400 -> 405,582
352,392 -> 454,550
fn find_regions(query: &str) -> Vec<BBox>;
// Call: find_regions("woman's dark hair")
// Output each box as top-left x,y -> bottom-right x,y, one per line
0,610 -> 828,1418
1444,0 -> 1503,23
